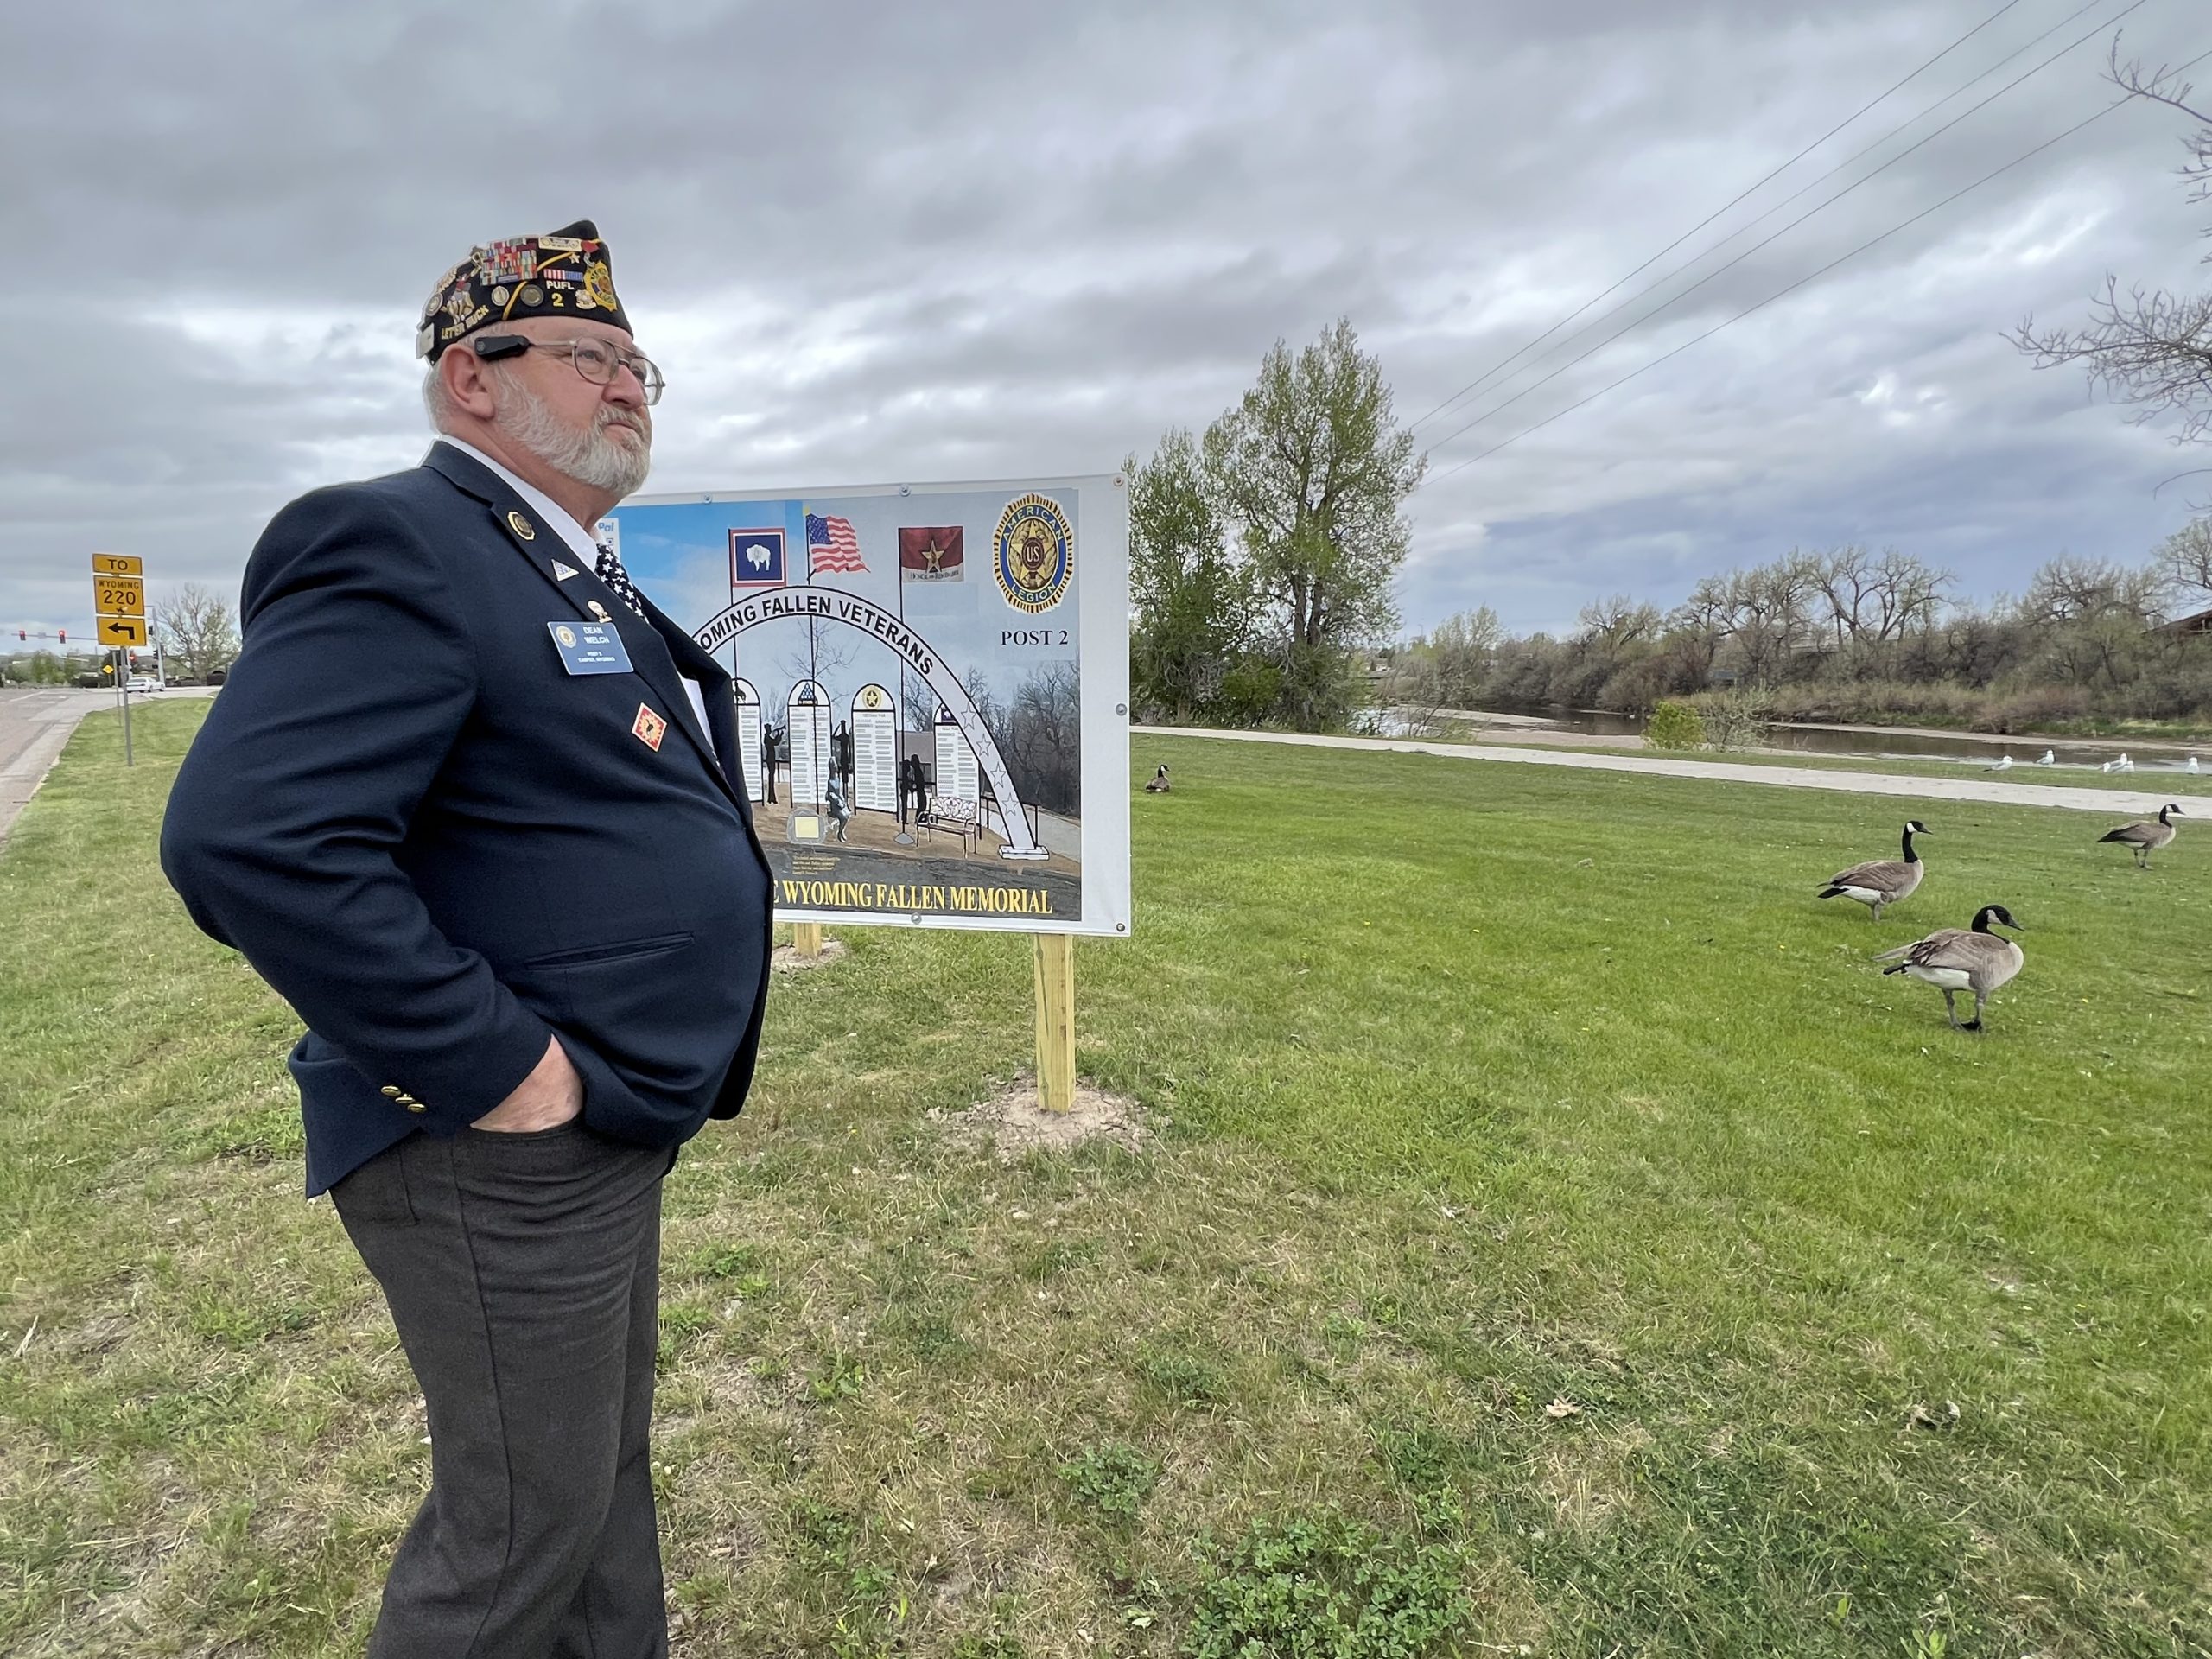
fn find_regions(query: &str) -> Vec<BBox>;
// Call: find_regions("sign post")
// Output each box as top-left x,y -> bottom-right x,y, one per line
1033,932 -> 1075,1113
92,555 -> 147,768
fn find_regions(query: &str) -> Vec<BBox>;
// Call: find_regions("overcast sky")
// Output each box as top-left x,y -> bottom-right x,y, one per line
6,0 -> 2209,645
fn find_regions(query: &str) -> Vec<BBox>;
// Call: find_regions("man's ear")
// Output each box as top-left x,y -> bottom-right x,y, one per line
440,343 -> 502,423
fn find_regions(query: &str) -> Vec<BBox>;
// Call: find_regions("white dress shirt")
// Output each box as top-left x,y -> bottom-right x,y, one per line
438,438 -> 715,754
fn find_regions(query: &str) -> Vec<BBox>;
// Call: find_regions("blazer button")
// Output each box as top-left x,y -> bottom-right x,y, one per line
405,1102 -> 428,1115
380,1085 -> 403,1097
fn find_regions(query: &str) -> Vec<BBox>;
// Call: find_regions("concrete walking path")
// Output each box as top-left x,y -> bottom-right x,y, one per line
1136,725 -> 2191,817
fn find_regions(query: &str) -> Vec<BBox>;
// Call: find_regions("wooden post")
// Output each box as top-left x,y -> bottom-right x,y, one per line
791,922 -> 823,958
1033,931 -> 1075,1114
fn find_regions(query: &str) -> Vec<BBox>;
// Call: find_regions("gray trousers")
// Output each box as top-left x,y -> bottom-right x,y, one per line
332,1122 -> 672,1658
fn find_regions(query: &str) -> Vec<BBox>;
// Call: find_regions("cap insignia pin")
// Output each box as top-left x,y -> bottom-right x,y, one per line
507,511 -> 536,541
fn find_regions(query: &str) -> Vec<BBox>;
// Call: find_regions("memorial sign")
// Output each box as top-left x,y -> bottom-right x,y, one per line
602,474 -> 1130,936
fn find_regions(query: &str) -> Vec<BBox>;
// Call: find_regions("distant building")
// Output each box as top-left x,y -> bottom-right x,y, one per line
2157,607 -> 2212,638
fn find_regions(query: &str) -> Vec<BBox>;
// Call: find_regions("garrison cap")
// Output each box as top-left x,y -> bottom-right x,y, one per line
416,219 -> 631,360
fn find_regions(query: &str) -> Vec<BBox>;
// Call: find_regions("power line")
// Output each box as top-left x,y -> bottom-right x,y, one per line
1421,0 -> 2158,467
1425,43 -> 2212,487
1408,0 -> 2035,432
1423,0 -> 2113,441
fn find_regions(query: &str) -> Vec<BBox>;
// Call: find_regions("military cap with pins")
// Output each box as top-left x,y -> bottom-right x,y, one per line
417,219 -> 632,361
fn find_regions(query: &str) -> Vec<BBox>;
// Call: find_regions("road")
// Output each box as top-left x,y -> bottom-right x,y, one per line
0,689 -> 116,847
1136,725 -> 2189,817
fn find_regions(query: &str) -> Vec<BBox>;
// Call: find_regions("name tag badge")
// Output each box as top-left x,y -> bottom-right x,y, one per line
547,620 -> 633,676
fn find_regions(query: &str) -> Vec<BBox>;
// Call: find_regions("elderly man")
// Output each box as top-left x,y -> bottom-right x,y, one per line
162,221 -> 772,1656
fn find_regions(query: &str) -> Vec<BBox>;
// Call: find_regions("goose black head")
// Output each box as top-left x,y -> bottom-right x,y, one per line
2163,804 -> 2184,821
1973,904 -> 2023,933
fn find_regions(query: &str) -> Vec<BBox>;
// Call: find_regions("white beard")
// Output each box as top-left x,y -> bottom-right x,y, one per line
494,379 -> 653,499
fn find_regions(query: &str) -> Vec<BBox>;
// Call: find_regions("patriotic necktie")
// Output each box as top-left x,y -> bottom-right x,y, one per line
594,543 -> 647,619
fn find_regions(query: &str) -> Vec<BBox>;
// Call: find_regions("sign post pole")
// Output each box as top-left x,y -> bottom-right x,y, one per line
120,662 -> 132,767
1033,932 -> 1075,1114
791,922 -> 823,959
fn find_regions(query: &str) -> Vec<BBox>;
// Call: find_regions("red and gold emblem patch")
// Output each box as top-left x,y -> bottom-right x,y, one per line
632,703 -> 667,752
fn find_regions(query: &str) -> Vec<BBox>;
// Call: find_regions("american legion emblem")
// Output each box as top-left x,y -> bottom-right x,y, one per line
992,493 -> 1074,614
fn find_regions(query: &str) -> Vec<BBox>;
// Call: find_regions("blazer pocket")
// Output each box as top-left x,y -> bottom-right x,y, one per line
524,931 -> 695,969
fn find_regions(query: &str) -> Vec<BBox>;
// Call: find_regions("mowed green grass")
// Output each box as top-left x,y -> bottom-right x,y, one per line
2,703 -> 2208,1658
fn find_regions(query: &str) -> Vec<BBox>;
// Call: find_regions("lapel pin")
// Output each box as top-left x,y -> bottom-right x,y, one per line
507,510 -> 536,541
552,560 -> 580,582
632,703 -> 667,752
588,600 -> 613,623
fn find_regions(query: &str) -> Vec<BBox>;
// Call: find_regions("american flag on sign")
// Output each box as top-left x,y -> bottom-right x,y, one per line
804,512 -> 866,575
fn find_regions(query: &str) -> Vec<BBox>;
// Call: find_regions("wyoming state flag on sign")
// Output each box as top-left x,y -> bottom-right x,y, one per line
899,526 -> 964,582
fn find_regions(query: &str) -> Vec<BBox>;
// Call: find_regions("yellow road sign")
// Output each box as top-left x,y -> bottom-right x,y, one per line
97,615 -> 149,647
91,553 -> 143,577
93,575 -> 146,617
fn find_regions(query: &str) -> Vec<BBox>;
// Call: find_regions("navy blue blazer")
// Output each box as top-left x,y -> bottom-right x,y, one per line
162,442 -> 773,1195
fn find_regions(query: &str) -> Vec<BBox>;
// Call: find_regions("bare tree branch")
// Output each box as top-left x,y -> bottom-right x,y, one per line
2107,37 -> 2212,129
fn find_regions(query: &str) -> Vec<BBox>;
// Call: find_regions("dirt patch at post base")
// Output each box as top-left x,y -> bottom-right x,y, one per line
927,1077 -> 1150,1161
771,939 -> 850,971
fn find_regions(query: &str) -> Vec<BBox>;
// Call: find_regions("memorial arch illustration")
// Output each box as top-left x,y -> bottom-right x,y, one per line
696,593 -> 1047,860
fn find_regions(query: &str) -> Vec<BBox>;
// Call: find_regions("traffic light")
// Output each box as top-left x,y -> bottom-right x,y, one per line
127,650 -> 138,667
57,629 -> 66,644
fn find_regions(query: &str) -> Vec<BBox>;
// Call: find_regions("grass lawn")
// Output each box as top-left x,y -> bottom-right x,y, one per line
3,703 -> 2209,1658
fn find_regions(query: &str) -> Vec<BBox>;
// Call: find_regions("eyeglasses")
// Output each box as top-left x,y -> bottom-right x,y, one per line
472,334 -> 666,405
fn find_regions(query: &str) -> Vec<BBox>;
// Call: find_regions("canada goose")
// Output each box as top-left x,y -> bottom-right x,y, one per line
2098,803 -> 2183,868
1143,765 -> 1171,794
2036,750 -> 2056,766
1818,820 -> 1928,921
1875,903 -> 2024,1032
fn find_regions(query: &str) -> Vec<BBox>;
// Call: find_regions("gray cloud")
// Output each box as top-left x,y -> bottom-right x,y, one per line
5,0 -> 2208,644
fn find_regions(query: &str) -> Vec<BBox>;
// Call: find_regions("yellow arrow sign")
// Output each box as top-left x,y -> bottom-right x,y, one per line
91,553 -> 143,577
93,575 -> 146,617
98,615 -> 149,647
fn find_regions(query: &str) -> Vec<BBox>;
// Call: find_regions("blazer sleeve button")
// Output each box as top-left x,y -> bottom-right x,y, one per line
404,1101 -> 428,1115
380,1085 -> 403,1097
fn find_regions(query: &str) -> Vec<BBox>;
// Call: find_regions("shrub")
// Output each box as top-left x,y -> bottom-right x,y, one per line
1700,690 -> 1774,752
1644,701 -> 1707,751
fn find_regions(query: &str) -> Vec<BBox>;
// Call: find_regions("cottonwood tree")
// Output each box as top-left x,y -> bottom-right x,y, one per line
1726,554 -> 1822,687
2162,517 -> 2212,602
2013,47 -> 2212,445
149,582 -> 240,682
1202,319 -> 1426,728
1666,577 -> 1735,686
1128,430 -> 1245,722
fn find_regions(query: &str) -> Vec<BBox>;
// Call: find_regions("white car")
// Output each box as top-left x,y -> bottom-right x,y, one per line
127,676 -> 161,693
